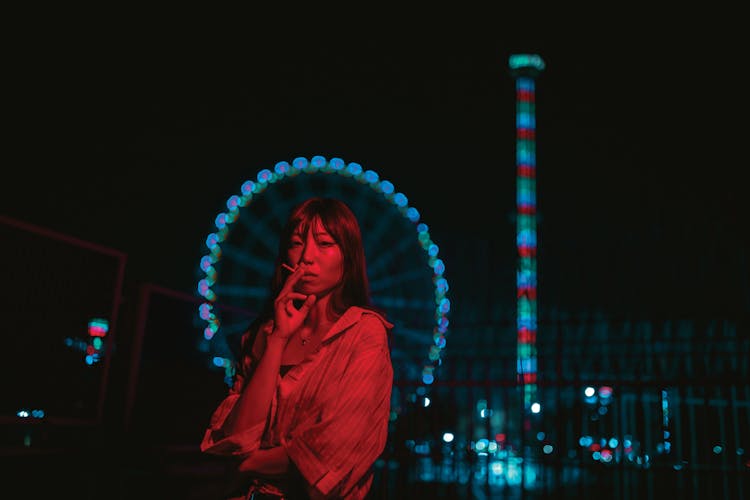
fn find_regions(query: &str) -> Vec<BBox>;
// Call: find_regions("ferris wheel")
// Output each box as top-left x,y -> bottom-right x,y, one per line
195,155 -> 450,387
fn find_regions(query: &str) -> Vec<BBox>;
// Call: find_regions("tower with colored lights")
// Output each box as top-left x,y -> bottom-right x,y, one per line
509,54 -> 544,422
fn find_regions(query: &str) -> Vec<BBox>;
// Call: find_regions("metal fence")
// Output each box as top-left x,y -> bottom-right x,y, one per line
371,317 -> 749,499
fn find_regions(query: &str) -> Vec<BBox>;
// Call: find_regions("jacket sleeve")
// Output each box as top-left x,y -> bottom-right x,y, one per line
200,326 -> 274,457
283,315 -> 394,498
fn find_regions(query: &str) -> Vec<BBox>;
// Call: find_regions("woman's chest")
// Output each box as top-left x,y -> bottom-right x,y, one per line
280,328 -> 322,365
276,345 -> 347,407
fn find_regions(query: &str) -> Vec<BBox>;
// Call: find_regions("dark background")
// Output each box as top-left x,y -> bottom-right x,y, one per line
5,9 -> 747,322
3,7 -> 749,499
4,11 -> 747,326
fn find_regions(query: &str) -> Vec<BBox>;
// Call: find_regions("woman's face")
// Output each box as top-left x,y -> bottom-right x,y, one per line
287,216 -> 344,297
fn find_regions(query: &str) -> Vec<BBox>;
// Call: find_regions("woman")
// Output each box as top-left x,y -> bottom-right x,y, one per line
201,197 -> 394,499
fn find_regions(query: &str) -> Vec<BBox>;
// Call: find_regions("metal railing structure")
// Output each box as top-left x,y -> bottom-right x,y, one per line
372,317 -> 749,499
3,217 -> 747,499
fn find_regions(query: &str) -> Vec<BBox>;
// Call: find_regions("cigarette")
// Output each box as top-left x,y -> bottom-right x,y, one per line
281,263 -> 297,273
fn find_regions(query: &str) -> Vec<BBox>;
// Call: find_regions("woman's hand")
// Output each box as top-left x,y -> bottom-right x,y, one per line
271,264 -> 316,340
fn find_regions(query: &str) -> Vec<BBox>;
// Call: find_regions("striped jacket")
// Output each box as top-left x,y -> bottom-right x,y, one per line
201,306 -> 394,499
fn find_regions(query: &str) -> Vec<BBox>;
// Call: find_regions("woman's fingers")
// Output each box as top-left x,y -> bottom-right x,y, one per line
284,298 -> 298,316
274,291 -> 314,338
298,294 -> 316,313
281,293 -> 312,315
273,266 -> 313,338
276,292 -> 308,307
278,263 -> 304,294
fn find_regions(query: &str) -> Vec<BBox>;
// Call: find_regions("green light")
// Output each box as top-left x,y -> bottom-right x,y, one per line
518,343 -> 534,358
509,54 -> 545,71
88,318 -> 108,330
518,257 -> 536,271
518,102 -> 535,114
518,297 -> 533,317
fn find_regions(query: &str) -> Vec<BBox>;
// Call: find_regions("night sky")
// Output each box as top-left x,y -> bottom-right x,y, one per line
4,10 -> 748,319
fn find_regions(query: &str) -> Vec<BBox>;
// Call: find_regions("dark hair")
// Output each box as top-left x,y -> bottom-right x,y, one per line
237,197 -> 390,364
256,197 -> 377,323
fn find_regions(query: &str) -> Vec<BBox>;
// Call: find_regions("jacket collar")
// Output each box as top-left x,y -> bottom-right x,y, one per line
251,306 -> 393,359
320,306 -> 393,343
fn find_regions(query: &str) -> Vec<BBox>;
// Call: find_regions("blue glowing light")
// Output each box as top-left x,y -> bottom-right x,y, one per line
197,155 -> 451,384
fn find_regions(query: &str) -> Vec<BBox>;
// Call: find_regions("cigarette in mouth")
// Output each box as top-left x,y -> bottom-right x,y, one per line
281,263 -> 297,273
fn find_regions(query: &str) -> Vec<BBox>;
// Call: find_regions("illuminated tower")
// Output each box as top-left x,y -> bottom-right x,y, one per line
509,54 -> 544,420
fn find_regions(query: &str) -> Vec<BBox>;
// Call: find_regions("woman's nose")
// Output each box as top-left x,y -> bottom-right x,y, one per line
301,242 -> 318,262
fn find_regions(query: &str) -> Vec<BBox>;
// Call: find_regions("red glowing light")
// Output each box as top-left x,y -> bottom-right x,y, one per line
517,205 -> 536,216
517,129 -> 536,140
518,328 -> 536,344
517,165 -> 536,178
517,89 -> 535,102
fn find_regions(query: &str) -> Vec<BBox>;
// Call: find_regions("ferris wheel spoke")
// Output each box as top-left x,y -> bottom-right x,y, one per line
263,182 -> 299,219
236,211 -> 282,258
213,283 -> 269,300
220,243 -> 275,277
368,233 -> 424,277
389,325 -> 433,345
361,205 -> 398,249
348,191 -> 372,227
373,295 -> 435,311
197,155 -> 451,387
316,173 -> 345,199
370,266 -> 431,293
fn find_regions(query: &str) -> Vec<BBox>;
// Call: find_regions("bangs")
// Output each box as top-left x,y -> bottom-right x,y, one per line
289,212 -> 315,238
293,207 -> 348,245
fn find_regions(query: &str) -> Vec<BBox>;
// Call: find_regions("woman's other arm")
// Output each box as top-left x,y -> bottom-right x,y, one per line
236,445 -> 290,475
221,333 -> 286,435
